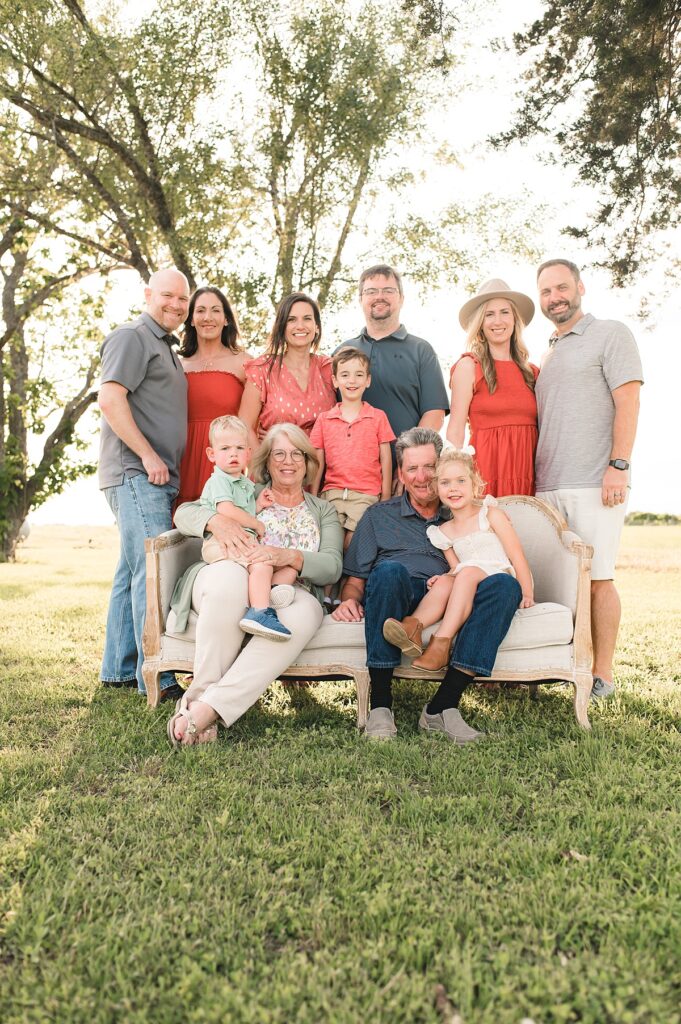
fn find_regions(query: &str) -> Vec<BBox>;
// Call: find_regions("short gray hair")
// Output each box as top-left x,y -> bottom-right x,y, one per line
394,427 -> 443,468
536,259 -> 581,283
251,422 -> 320,487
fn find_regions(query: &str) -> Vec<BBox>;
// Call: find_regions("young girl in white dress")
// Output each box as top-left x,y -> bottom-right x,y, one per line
387,447 -> 534,672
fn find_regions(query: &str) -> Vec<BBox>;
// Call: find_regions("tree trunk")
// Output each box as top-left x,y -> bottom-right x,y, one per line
0,510 -> 26,562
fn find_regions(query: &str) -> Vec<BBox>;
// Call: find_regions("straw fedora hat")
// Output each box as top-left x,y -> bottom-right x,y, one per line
458,278 -> 535,330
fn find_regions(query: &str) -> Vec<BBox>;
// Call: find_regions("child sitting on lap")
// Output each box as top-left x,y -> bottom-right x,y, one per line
383,447 -> 534,671
199,414 -> 296,641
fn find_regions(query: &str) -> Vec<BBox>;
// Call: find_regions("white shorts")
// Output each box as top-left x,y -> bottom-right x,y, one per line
536,486 -> 628,580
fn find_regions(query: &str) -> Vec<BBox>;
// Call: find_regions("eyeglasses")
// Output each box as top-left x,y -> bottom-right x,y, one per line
271,449 -> 306,463
361,287 -> 399,297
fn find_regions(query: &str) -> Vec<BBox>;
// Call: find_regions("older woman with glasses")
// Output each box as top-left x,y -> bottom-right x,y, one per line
167,423 -> 343,748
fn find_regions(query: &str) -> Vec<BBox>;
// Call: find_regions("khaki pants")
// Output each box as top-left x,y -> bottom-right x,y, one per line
183,560 -> 323,727
201,533 -> 249,566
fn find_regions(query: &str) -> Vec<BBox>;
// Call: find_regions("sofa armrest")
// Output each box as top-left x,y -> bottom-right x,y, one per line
144,530 -> 203,631
498,497 -> 593,616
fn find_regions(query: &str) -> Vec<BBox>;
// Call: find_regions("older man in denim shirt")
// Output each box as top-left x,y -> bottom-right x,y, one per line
332,427 -> 521,742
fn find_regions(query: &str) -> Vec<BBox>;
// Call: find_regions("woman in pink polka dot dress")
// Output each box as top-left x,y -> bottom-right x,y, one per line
239,293 -> 336,453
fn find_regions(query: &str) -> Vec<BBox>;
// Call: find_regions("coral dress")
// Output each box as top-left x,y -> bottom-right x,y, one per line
177,370 -> 245,505
450,353 -> 539,497
244,354 -> 336,439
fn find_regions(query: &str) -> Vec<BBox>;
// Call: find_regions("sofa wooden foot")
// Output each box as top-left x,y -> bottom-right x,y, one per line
573,670 -> 592,730
143,664 -> 161,709
355,669 -> 370,730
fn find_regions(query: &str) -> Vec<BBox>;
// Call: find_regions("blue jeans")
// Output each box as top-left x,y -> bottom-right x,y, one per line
101,474 -> 177,694
364,560 -> 521,675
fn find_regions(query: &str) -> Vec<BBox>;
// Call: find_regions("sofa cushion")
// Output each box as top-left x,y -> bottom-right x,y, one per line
164,601 -> 573,661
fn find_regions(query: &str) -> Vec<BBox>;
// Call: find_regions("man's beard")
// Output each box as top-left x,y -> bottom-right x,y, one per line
369,304 -> 392,321
548,298 -> 580,324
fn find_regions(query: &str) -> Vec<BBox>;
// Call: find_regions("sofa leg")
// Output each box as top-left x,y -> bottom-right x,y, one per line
143,662 -> 161,709
573,670 -> 592,730
354,669 -> 370,730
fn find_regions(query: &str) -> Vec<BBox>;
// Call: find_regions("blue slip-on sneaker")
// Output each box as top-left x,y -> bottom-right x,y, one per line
239,606 -> 292,641
591,676 -> 616,700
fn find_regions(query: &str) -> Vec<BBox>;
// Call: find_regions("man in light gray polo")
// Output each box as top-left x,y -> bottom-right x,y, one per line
535,259 -> 643,700
98,268 -> 190,696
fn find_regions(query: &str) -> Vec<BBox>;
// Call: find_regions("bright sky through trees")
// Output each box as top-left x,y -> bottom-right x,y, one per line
30,0 -> 679,523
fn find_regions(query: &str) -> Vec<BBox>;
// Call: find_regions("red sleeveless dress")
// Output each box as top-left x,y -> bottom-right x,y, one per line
450,353 -> 539,497
177,370 -> 245,505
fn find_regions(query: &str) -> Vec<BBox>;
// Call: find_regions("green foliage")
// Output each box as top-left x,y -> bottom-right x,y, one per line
1,525 -> 680,1021
225,0 -> 442,312
0,0 -> 237,284
0,0 -> 544,545
400,0 -> 460,69
383,191 -> 545,293
0,211 -> 108,559
500,0 -> 681,285
625,510 -> 681,525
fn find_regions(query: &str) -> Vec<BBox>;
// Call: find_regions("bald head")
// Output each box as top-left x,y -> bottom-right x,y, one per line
144,268 -> 190,333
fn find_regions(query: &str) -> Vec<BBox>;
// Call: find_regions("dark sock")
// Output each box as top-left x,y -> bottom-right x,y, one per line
427,667 -> 472,715
369,668 -> 394,710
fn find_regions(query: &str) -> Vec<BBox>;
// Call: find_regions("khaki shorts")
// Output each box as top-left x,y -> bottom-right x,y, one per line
536,486 -> 629,580
321,488 -> 379,532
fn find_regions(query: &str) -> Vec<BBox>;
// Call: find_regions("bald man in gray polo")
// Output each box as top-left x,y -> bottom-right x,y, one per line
98,269 -> 190,696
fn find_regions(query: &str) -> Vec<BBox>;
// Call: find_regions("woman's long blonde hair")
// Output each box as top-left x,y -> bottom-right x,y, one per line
466,299 -> 535,395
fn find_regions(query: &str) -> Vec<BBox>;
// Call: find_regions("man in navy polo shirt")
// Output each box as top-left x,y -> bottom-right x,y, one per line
336,264 -> 449,455
332,427 -> 520,742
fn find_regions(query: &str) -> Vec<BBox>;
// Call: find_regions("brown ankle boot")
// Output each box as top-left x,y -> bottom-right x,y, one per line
382,615 -> 424,656
412,635 -> 453,672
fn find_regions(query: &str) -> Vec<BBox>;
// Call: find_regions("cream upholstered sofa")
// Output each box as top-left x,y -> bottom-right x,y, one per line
142,496 -> 595,729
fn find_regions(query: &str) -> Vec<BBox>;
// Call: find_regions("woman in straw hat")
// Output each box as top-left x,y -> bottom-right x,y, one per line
447,278 -> 539,497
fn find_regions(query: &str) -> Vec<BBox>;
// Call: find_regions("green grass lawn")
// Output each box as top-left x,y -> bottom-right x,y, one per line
1,525 -> 680,1023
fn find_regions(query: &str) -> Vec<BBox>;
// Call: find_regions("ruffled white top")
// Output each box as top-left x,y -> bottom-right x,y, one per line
426,495 -> 515,578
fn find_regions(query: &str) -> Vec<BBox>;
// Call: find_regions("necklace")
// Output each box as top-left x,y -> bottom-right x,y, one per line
197,350 -> 229,371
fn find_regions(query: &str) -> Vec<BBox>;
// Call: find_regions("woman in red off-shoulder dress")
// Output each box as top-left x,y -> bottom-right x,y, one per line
176,287 -> 252,506
447,278 -> 539,497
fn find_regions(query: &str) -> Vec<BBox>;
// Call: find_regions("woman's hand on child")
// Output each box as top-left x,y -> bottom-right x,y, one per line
519,593 -> 535,609
426,575 -> 441,590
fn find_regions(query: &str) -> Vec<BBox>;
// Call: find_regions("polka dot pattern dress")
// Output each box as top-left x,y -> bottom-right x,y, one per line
244,354 -> 336,438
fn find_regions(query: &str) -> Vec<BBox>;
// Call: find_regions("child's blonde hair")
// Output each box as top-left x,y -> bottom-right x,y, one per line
435,447 -> 485,499
208,414 -> 249,447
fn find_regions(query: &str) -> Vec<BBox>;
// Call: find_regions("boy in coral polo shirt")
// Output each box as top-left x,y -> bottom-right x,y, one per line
310,348 -> 395,582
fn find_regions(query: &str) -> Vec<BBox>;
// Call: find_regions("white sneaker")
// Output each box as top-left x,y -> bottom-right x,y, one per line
270,585 -> 296,609
364,707 -> 397,741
